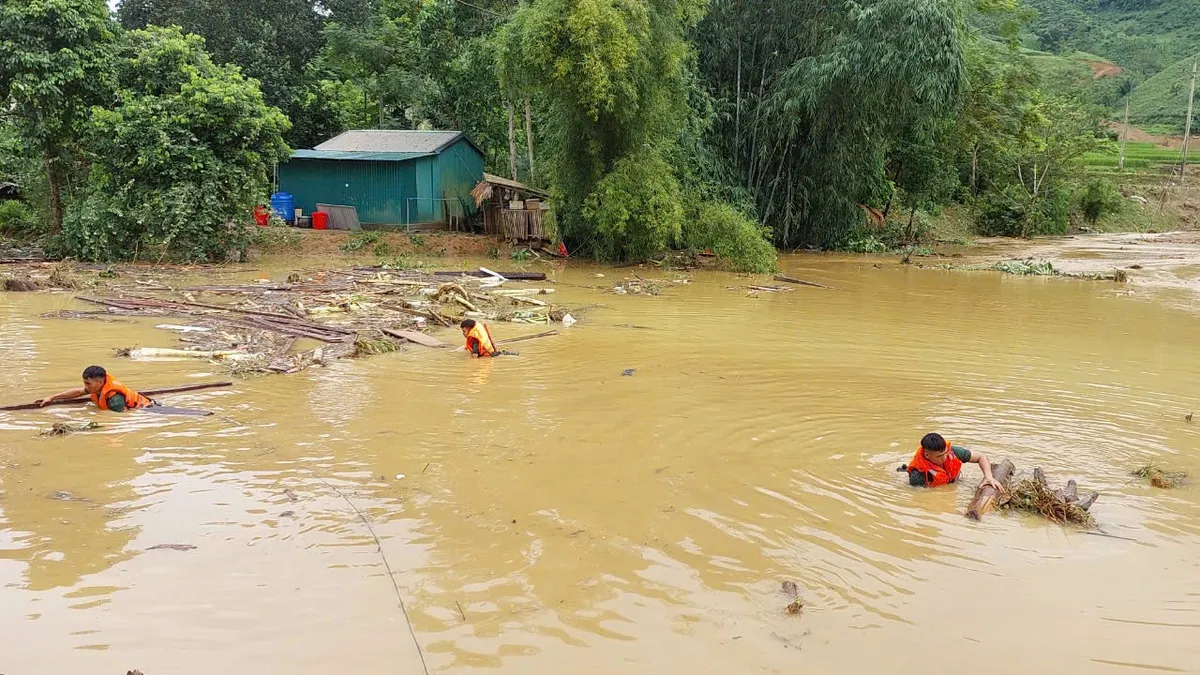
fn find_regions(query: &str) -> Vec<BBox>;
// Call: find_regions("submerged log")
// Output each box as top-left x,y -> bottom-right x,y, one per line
773,274 -> 832,289
0,381 -> 233,411
965,459 -> 1015,520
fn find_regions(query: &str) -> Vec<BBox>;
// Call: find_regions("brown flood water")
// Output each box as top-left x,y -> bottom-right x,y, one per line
3,255 -> 1200,674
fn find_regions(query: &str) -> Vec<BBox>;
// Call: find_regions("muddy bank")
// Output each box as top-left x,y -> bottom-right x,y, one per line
928,231 -> 1200,299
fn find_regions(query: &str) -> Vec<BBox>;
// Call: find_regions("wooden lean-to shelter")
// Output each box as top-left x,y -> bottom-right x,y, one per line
471,173 -> 550,243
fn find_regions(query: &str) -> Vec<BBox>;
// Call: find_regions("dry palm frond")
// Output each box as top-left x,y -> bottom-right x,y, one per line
47,262 -> 82,289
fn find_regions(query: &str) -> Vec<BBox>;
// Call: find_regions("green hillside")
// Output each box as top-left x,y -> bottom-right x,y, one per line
1124,54 -> 1200,132
1023,0 -> 1200,78
1022,0 -> 1200,131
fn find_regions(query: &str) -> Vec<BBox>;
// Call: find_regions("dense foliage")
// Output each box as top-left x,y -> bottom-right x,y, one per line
0,0 -> 1190,265
60,27 -> 291,261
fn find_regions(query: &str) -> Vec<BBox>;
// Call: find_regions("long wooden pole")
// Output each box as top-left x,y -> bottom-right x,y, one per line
496,330 -> 558,345
1,381 -> 234,412
1181,59 -> 1197,179
1119,100 -> 1130,172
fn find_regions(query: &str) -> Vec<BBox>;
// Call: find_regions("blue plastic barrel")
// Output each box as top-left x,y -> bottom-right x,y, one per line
270,192 -> 295,223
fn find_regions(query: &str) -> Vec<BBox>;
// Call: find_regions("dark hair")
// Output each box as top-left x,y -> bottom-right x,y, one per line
920,433 -> 946,451
460,319 -> 476,329
82,365 -> 107,380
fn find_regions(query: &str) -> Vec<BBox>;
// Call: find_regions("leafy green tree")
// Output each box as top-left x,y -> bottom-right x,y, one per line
1002,94 -> 1098,236
117,0 -> 369,147
497,0 -> 706,259
695,0 -> 967,248
0,0 -> 115,233
60,26 -> 291,261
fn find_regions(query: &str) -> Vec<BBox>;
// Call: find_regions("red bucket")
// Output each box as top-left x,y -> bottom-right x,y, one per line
312,212 -> 328,230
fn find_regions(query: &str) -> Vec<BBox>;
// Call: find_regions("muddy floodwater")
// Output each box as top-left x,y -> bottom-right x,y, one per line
3,253 -> 1200,674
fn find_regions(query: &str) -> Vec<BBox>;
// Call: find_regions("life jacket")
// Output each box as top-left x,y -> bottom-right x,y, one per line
907,440 -> 963,487
464,323 -> 497,358
90,374 -> 153,411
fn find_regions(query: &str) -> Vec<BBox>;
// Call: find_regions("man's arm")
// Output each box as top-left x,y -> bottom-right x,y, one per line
962,447 -> 1002,490
106,393 -> 127,412
38,387 -> 87,406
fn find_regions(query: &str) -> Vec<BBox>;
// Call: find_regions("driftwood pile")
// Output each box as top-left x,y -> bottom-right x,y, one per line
54,267 -> 571,376
964,460 -> 1100,526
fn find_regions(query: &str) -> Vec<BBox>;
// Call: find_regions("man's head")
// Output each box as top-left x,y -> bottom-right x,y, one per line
920,432 -> 947,463
82,365 -> 107,394
460,318 -> 476,337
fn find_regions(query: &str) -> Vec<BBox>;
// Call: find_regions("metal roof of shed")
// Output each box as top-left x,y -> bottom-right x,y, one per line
291,149 -> 434,162
314,130 -> 482,155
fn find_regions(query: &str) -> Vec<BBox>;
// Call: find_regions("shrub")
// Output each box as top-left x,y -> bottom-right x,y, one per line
682,201 -> 777,272
0,201 -> 39,237
340,230 -> 381,253
1077,179 -> 1124,226
582,152 -> 684,263
975,186 -> 1070,238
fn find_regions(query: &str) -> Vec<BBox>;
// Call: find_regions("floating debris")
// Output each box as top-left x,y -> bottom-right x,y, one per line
40,421 -> 102,437
4,277 -> 40,291
992,259 -> 1056,276
1132,464 -> 1187,489
47,262 -> 83,289
1000,468 -> 1097,526
60,266 -> 580,377
611,276 -> 666,296
146,543 -> 197,551
621,368 -> 636,376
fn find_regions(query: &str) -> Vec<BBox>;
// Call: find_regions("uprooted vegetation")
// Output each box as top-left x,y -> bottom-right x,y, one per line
1132,464 -> 1188,489
48,266 -> 575,376
1000,468 -> 1098,526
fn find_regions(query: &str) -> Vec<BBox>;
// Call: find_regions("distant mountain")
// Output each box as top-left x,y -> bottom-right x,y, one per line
1021,0 -> 1200,131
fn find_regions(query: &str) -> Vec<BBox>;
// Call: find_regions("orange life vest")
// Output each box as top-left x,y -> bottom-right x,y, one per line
464,323 -> 497,357
91,374 -> 153,411
907,440 -> 963,487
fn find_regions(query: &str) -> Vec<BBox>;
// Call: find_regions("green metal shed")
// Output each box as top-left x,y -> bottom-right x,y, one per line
279,130 -> 485,226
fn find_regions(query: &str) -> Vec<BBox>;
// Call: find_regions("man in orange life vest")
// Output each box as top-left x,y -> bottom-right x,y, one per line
460,319 -> 497,357
905,433 -> 1003,490
37,365 -> 155,413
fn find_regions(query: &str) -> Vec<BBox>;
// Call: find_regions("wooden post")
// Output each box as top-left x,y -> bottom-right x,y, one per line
1119,100 -> 1130,172
965,459 -> 1015,520
507,102 -> 518,180
1181,60 -> 1197,179
524,97 -> 536,182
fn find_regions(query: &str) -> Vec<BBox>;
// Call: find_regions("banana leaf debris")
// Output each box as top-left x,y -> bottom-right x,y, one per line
52,267 -> 577,376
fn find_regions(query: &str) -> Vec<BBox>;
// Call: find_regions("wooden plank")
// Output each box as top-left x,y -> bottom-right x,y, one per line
2,381 -> 233,412
431,271 -> 547,281
965,459 -> 1015,521
773,274 -> 832,289
496,329 -> 558,345
381,329 -> 449,348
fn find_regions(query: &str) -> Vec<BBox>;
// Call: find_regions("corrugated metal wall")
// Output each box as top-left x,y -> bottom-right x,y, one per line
438,139 -> 485,225
279,158 -> 418,225
278,140 -> 484,225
